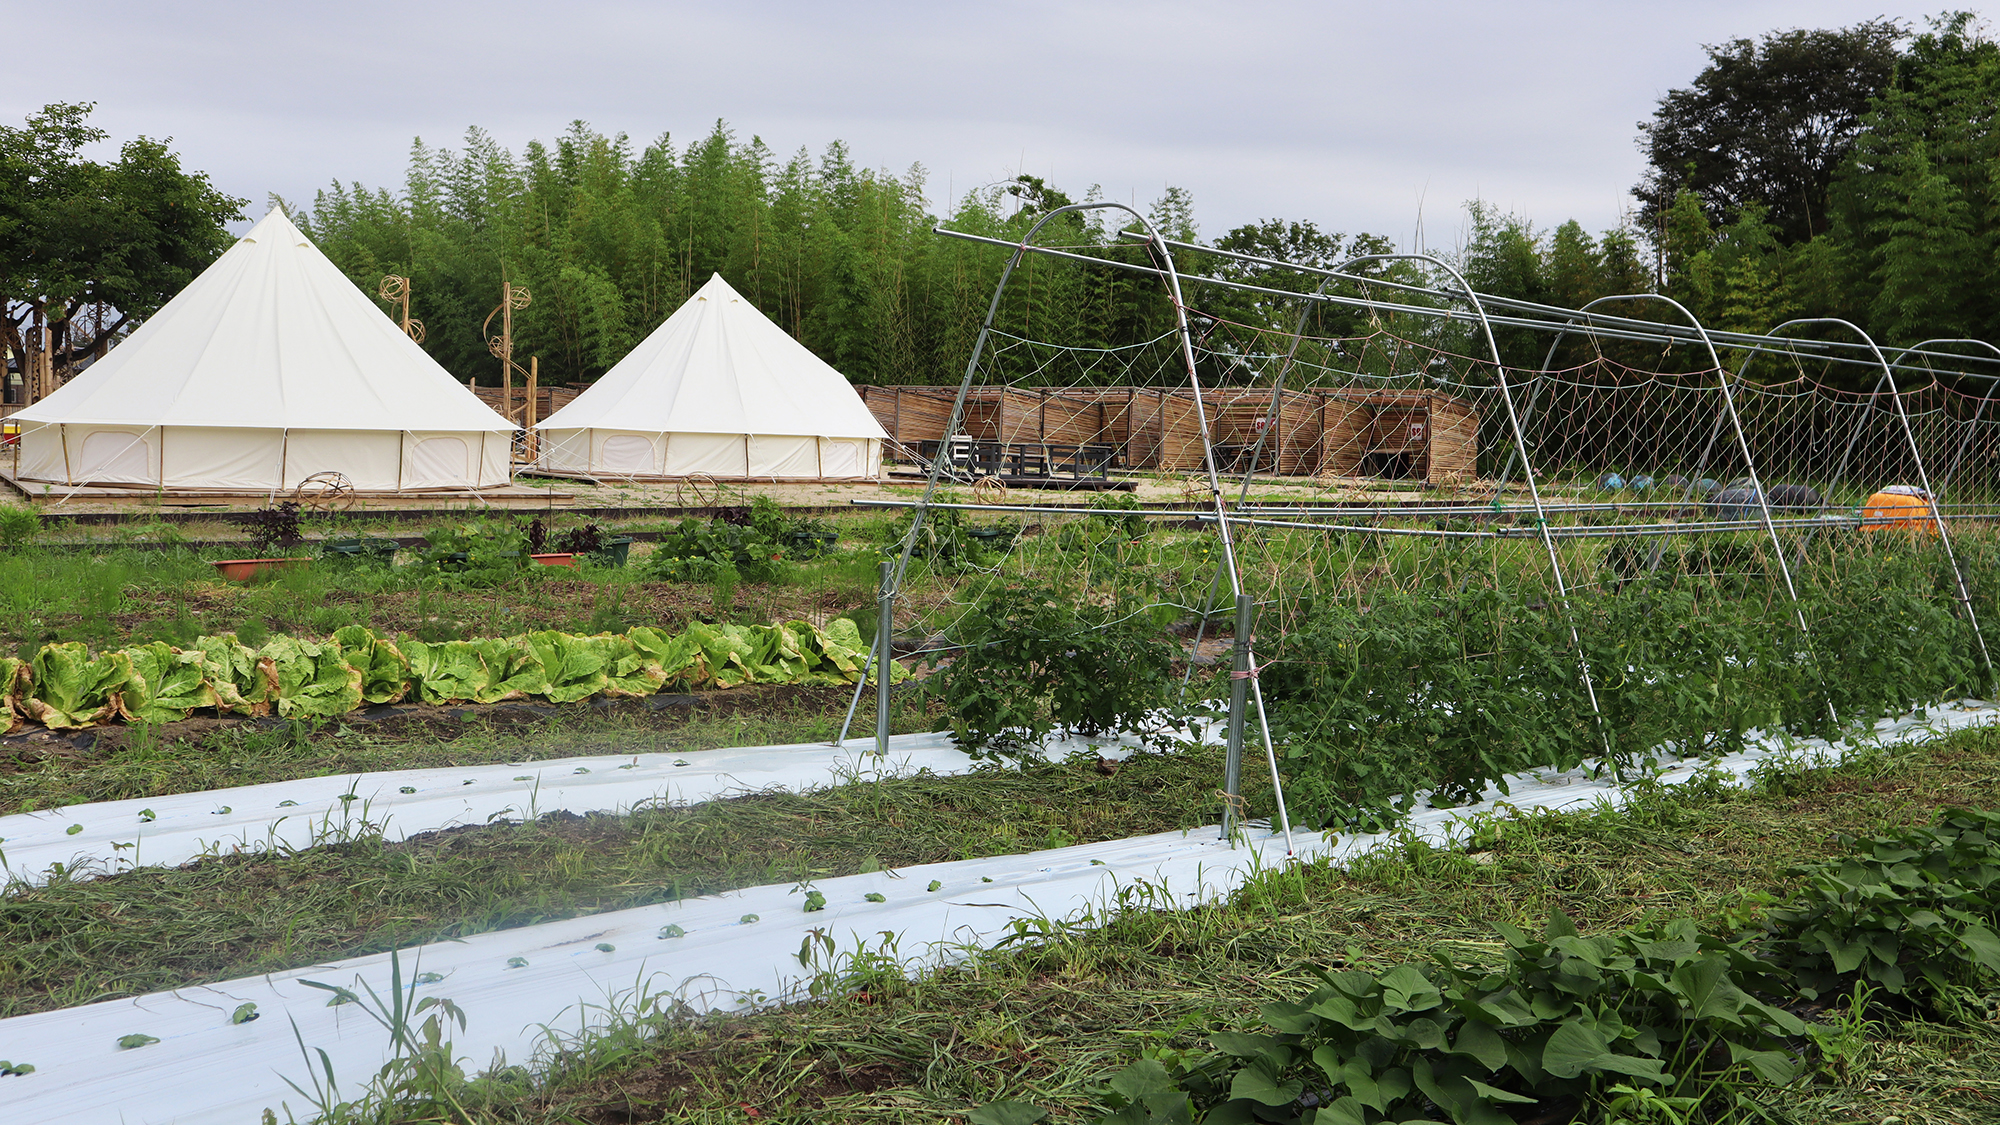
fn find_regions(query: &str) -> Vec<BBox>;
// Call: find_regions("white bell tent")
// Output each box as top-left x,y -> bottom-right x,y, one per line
12,208 -> 513,492
534,273 -> 885,480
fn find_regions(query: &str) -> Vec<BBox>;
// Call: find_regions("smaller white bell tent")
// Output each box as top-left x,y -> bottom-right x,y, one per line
12,208 -> 513,492
534,273 -> 886,480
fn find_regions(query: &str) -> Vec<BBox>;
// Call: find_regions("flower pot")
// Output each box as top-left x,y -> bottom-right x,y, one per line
530,553 -> 577,567
782,530 -> 838,558
587,537 -> 634,567
213,558 -> 311,581
320,537 -> 399,563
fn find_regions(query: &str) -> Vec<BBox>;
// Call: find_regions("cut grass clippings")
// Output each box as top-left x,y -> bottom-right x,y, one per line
314,726 -> 2000,1125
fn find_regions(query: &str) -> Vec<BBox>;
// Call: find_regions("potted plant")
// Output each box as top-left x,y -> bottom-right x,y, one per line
782,517 -> 840,558
320,536 -> 400,564
215,502 -> 313,580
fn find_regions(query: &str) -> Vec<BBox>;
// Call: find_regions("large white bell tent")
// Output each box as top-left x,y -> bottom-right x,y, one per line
11,208 -> 513,492
534,273 -> 886,480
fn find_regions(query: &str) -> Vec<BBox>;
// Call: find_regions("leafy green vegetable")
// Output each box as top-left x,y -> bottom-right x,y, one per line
114,641 -> 220,723
24,642 -> 130,729
468,636 -> 549,703
116,1033 -> 159,1049
524,630 -> 611,703
260,637 -> 363,719
331,625 -> 412,704
189,633 -> 278,716
403,639 -> 494,705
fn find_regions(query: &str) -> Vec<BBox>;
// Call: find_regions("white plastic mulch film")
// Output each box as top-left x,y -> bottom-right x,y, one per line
1,701 -> 1996,1125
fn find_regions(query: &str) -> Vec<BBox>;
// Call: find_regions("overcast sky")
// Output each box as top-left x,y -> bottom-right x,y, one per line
4,2 -> 1969,252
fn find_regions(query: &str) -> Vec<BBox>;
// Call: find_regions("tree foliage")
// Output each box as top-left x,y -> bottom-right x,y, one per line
1633,18 -> 1904,244
0,102 -> 245,380
298,123 -> 1246,388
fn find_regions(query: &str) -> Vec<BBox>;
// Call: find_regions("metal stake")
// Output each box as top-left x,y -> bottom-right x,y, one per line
876,559 -> 894,757
1221,593 -> 1252,842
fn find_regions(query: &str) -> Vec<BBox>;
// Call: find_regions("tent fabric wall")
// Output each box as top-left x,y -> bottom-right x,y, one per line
15,424 -> 505,491
533,273 -> 886,481
10,208 -> 514,492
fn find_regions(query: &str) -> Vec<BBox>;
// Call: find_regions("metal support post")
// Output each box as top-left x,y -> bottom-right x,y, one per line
876,560 -> 894,757
1221,593 -> 1252,842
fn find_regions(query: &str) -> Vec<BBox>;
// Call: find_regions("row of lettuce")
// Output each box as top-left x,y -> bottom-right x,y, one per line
0,620 -> 896,730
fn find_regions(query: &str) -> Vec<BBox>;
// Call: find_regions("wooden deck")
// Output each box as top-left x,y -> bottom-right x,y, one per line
0,469 -> 574,510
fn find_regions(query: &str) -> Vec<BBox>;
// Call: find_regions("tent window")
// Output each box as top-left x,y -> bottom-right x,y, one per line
822,440 -> 860,476
408,437 -> 469,485
78,430 -> 154,481
601,435 -> 655,473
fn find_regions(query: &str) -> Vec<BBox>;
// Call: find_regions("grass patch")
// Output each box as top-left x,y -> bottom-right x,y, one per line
329,727 -> 2000,1124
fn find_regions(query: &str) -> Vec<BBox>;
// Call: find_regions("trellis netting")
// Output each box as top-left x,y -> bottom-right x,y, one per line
865,200 -> 2000,834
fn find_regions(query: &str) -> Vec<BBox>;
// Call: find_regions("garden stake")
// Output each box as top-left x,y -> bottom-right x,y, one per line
1221,593 -> 1251,842
877,559 -> 894,757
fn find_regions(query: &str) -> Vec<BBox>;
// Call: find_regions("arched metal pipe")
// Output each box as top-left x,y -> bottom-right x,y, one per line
1752,320 -> 1996,695
1332,253 -> 1611,747
1882,340 -> 2000,496
879,201 -> 1295,850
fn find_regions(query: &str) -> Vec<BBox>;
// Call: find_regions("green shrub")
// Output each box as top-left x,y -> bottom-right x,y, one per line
927,577 -> 1179,756
1760,807 -> 2000,1007
0,507 -> 41,549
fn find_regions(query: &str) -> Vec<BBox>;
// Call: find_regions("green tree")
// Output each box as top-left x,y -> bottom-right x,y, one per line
0,102 -> 245,385
1828,13 -> 2000,345
1634,18 -> 1904,244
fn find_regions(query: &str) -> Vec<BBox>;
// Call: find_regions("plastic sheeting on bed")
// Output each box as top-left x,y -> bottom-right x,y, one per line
0,701 -> 1994,1124
0,725 -> 1215,889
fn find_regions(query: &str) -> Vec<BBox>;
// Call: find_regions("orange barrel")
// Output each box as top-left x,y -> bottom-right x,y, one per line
1860,486 -> 1939,534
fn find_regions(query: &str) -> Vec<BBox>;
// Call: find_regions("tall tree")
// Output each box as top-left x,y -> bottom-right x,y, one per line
1633,18 -> 1903,245
0,103 -> 244,387
1828,13 -> 2000,345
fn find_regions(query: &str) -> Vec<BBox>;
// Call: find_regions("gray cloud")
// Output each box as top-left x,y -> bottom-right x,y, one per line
4,1 -> 1958,249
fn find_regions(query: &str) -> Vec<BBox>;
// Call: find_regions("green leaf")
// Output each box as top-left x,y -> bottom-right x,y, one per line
1544,909 -> 1580,941
230,1002 -> 259,1024
1728,1043 -> 1802,1085
1228,1064 -> 1304,1107
117,1033 -> 159,1049
1540,1019 -> 1612,1079
1378,964 -> 1443,1011
1451,1019 -> 1508,1071
1959,924 -> 2000,972
260,637 -> 363,719
114,641 -> 220,723
803,890 -> 827,912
